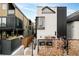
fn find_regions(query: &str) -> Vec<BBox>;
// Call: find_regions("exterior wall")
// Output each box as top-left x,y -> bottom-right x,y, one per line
15,8 -> 24,22
14,5 -> 29,36
0,15 -> 23,30
67,22 -> 74,39
0,3 -> 29,36
67,21 -> 79,39
28,21 -> 34,35
0,3 -> 23,30
23,17 -> 29,36
6,15 -> 15,29
0,3 -> 7,16
37,6 -> 57,39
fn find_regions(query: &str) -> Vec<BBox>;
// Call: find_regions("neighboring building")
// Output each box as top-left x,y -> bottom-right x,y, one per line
67,11 -> 79,39
0,3 -> 33,55
28,20 -> 34,36
35,6 -> 66,40
0,3 -> 29,39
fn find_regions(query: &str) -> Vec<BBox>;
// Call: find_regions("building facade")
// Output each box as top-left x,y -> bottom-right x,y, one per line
0,3 -> 30,39
36,6 -> 66,40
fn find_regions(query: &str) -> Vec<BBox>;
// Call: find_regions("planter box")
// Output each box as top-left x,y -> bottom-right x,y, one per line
1,38 -> 21,55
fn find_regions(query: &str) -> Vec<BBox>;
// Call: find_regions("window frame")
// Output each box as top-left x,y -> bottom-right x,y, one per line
36,16 -> 45,30
1,17 -> 6,27
0,17 -> 7,27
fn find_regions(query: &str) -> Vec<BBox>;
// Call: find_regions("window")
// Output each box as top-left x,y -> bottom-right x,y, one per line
2,18 -> 6,27
8,10 -> 14,14
0,18 -> 1,27
0,17 -> 6,27
46,42 -> 52,46
17,19 -> 19,26
2,4 -> 7,10
39,42 -> 45,46
37,17 -> 45,29
38,40 -> 45,46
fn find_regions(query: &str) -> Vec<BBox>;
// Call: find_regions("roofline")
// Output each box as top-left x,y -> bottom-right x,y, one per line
37,6 -> 66,8
67,10 -> 79,19
42,6 -> 56,13
67,20 -> 79,23
11,3 -> 29,21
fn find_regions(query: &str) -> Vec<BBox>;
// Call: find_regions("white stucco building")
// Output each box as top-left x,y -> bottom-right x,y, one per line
35,6 -> 66,40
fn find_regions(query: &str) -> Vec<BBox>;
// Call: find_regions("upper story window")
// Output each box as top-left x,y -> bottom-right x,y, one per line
0,17 -> 6,27
2,18 -> 6,27
36,16 -> 45,30
17,19 -> 20,27
8,10 -> 14,14
2,4 -> 7,10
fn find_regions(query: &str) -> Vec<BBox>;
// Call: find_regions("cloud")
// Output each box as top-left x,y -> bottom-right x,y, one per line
15,3 -> 77,22
15,3 -> 36,22
37,3 -> 67,7
67,8 -> 76,16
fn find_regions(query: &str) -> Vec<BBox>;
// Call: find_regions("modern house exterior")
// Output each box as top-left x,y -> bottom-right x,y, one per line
35,6 -> 66,40
0,3 -> 30,39
0,3 -> 34,55
67,11 -> 79,39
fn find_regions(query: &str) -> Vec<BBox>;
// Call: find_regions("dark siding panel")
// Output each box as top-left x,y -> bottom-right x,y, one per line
1,38 -> 21,55
11,38 -> 21,51
6,15 -> 15,29
57,7 -> 67,38
2,40 -> 12,55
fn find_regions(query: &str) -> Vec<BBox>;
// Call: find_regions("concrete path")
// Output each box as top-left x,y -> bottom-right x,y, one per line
24,38 -> 38,56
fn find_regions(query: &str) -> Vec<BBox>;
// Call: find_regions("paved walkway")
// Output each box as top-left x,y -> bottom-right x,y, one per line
24,38 -> 38,56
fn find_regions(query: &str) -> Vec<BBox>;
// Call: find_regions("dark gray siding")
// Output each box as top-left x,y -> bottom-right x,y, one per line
57,7 -> 67,38
2,40 -> 12,55
11,38 -> 21,51
6,15 -> 16,29
0,15 -> 23,30
1,38 -> 21,55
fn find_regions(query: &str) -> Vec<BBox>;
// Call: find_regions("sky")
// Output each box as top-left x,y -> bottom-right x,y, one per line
15,3 -> 79,22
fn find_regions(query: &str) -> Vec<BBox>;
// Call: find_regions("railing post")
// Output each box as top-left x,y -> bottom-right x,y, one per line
32,39 -> 33,56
